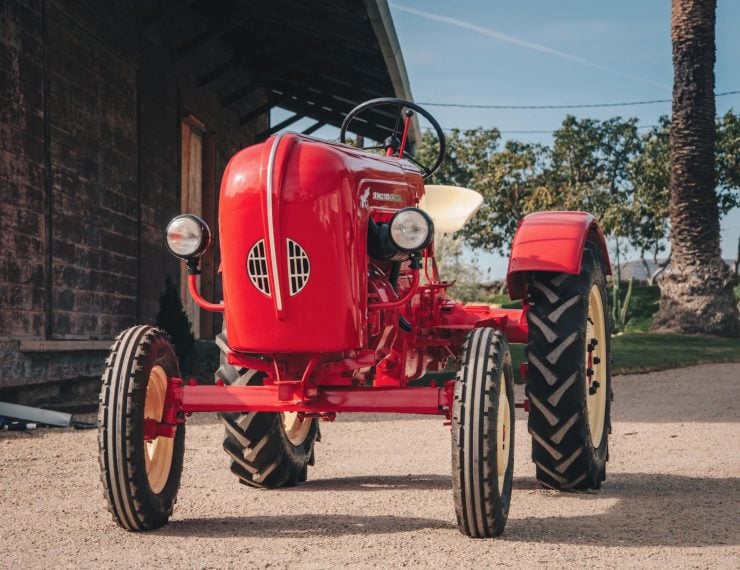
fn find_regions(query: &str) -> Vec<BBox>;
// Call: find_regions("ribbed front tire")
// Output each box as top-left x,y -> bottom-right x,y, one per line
452,328 -> 515,538
98,326 -> 185,531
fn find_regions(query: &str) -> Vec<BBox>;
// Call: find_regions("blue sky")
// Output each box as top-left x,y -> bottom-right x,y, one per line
387,0 -> 740,277
274,1 -> 740,277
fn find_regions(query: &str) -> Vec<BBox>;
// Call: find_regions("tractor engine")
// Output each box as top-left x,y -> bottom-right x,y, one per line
218,133 -> 424,354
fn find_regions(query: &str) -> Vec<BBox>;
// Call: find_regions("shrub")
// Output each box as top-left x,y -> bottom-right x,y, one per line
155,275 -> 196,376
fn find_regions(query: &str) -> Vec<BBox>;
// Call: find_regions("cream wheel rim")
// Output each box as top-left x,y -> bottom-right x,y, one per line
585,284 -> 607,448
496,370 -> 511,494
143,365 -> 174,494
282,412 -> 312,446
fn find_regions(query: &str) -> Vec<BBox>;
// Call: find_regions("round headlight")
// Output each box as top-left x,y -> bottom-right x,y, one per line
165,214 -> 211,259
389,208 -> 434,252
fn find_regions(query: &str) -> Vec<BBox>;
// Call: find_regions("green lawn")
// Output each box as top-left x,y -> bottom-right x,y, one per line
414,332 -> 739,385
508,332 -> 740,378
610,332 -> 740,373
621,284 -> 661,331
422,283 -> 739,383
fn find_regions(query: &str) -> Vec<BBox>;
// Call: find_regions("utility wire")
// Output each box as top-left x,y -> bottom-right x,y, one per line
418,90 -> 740,110
423,124 -> 661,135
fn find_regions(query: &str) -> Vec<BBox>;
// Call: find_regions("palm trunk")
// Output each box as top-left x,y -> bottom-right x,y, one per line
652,0 -> 739,336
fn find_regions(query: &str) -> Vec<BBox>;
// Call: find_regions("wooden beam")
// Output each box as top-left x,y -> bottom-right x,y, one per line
277,97 -> 395,143
302,121 -> 326,136
197,57 -> 244,87
174,5 -> 253,59
140,0 -> 195,30
272,79 -> 399,129
220,59 -> 297,108
239,92 -> 289,126
19,340 -> 113,352
258,113 -> 305,139
238,88 -> 312,126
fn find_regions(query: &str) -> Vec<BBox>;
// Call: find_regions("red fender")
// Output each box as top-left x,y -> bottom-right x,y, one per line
506,211 -> 611,300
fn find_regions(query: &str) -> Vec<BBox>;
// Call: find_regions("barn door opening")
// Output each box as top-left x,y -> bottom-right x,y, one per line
180,115 -> 216,339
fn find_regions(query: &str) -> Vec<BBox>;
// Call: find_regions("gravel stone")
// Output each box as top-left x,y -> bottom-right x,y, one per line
1,363 -> 738,568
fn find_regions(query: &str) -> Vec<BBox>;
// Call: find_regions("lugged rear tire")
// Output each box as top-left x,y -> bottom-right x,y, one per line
452,327 -> 515,538
525,242 -> 611,490
216,331 -> 319,488
98,325 -> 185,531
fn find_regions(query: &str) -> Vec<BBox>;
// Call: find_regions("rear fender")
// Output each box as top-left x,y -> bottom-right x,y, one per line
506,212 -> 611,300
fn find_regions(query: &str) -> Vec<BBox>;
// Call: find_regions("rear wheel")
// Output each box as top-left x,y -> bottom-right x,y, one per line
452,328 -> 514,538
525,242 -> 611,490
216,331 -> 319,488
98,326 -> 185,531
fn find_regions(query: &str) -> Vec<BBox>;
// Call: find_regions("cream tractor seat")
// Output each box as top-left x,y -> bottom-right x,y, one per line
419,185 -> 484,233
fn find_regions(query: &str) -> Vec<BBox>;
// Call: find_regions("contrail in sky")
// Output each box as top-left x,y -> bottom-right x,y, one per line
390,3 -> 670,90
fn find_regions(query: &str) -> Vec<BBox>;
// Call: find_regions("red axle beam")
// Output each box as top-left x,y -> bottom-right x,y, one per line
180,383 -> 452,415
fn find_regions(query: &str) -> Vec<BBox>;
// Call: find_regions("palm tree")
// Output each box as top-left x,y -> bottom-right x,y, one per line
652,0 -> 739,336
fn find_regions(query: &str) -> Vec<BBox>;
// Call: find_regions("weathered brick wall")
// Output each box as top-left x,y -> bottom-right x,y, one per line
0,0 -> 267,389
48,0 -> 139,340
0,0 -> 46,340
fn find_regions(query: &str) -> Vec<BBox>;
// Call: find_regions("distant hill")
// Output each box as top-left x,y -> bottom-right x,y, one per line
618,259 -> 735,281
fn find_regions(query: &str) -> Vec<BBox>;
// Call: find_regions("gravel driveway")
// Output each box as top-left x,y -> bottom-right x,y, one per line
1,363 -> 738,568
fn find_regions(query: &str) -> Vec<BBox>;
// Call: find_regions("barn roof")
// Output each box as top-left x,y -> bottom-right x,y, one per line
151,0 -> 417,143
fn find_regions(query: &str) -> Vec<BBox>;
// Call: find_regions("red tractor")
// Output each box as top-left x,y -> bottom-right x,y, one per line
99,98 -> 612,538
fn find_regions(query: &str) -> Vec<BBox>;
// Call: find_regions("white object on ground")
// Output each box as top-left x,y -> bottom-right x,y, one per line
0,401 -> 72,427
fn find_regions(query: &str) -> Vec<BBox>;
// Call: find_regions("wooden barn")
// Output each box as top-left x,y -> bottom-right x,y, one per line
0,0 -> 414,394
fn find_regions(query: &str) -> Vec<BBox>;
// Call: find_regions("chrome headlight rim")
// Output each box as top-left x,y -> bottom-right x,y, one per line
389,207 -> 435,253
164,214 -> 211,259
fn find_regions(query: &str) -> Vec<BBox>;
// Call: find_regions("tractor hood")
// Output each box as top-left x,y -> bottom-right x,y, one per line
219,133 -> 423,354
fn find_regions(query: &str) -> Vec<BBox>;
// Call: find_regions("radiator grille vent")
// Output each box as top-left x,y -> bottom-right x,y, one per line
287,239 -> 310,296
247,240 -> 271,296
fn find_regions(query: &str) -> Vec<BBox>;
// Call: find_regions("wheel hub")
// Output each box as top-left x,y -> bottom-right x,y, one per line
585,284 -> 607,447
143,365 -> 174,493
281,412 -> 312,446
497,370 -> 511,495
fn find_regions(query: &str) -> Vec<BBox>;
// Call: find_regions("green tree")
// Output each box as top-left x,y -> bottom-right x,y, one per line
434,233 -> 484,301
462,140 -> 551,253
628,117 -> 671,283
547,116 -> 604,212
415,107 -> 739,297
716,110 -> 740,214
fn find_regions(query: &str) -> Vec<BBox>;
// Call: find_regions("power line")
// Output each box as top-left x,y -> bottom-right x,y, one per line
418,90 -> 740,110
423,124 -> 661,135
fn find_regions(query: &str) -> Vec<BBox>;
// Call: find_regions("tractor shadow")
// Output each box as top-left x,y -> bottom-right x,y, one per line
504,473 -> 740,547
294,473 -> 452,492
159,513 -> 453,538
159,473 -> 738,545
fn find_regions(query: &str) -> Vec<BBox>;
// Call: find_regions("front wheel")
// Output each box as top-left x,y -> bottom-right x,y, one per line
98,326 -> 185,531
452,328 -> 515,538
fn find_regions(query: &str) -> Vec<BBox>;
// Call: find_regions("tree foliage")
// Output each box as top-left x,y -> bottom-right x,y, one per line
433,233 -> 484,302
716,109 -> 740,214
417,110 -> 740,267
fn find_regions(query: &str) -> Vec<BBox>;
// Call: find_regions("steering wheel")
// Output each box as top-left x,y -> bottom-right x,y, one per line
340,97 -> 446,180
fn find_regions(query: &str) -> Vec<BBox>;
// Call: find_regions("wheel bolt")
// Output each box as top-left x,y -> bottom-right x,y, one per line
593,357 -> 601,365
589,381 -> 601,395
